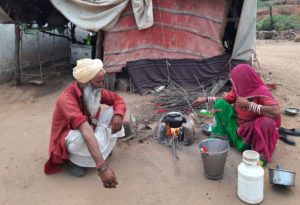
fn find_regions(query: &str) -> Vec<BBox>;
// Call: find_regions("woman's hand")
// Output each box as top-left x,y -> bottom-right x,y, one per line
236,97 -> 250,110
99,167 -> 118,188
191,96 -> 207,107
111,114 -> 123,134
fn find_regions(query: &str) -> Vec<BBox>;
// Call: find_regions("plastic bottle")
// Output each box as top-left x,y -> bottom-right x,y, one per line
87,33 -> 91,46
237,150 -> 264,204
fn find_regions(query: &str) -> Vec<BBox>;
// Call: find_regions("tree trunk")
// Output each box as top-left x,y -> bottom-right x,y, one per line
269,5 -> 274,30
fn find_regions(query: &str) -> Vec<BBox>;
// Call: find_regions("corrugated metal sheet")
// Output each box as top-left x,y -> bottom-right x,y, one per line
103,0 -> 229,73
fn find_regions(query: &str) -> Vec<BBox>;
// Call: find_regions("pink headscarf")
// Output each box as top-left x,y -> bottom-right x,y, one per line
230,64 -> 273,98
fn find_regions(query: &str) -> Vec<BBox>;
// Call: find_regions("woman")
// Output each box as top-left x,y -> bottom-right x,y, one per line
192,64 -> 281,166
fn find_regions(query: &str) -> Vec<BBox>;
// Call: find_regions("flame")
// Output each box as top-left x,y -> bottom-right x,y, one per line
166,126 -> 180,138
171,128 -> 180,136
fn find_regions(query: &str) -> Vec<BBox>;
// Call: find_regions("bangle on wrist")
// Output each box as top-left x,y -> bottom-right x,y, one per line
97,161 -> 109,176
207,96 -> 216,104
249,102 -> 262,115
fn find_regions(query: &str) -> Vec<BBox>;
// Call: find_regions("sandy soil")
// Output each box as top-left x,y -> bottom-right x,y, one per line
0,40 -> 300,205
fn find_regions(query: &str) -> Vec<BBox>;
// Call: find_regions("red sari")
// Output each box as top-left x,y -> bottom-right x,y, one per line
224,64 -> 281,162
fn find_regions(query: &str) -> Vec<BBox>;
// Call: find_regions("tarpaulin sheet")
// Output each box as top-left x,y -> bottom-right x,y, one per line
231,0 -> 257,62
104,0 -> 229,73
126,54 -> 231,95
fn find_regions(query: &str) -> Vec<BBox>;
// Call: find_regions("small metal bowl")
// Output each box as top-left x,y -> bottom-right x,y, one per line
201,123 -> 212,136
269,165 -> 296,187
284,108 -> 300,116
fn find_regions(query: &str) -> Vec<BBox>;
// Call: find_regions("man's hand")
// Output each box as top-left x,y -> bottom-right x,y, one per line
111,114 -> 123,134
191,96 -> 207,107
236,96 -> 250,110
99,167 -> 118,188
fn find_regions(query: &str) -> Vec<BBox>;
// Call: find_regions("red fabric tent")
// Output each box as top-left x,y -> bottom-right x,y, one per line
103,0 -> 229,73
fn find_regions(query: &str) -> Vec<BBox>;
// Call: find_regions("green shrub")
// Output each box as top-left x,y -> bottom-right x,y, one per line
257,0 -> 270,9
257,15 -> 300,31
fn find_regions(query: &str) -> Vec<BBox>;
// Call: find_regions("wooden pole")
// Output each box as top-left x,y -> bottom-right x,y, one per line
14,24 -> 21,85
96,30 -> 115,90
95,30 -> 104,60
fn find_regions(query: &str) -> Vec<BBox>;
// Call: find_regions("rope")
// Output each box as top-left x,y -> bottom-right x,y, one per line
157,0 -> 171,84
253,51 -> 266,83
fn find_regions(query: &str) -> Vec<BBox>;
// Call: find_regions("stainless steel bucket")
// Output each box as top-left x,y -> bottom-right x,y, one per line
199,139 -> 229,180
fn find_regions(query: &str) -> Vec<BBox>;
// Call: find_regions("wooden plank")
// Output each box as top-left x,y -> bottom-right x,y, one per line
14,25 -> 21,85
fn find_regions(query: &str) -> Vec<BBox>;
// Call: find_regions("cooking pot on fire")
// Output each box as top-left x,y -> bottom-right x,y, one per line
162,112 -> 186,128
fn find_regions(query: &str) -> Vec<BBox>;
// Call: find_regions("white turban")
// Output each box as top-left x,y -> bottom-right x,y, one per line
73,58 -> 104,84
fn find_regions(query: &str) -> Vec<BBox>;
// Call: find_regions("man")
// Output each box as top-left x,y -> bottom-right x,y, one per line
44,58 -> 126,188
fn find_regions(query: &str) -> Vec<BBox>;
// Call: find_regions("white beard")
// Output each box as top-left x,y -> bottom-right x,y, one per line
83,83 -> 101,118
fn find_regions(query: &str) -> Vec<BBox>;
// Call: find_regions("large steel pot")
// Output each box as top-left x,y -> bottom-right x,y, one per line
269,165 -> 296,187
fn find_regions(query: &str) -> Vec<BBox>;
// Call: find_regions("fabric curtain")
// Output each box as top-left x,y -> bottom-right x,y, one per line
50,0 -> 153,31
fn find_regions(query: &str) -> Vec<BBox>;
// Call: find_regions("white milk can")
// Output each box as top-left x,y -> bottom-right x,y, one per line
237,150 -> 264,204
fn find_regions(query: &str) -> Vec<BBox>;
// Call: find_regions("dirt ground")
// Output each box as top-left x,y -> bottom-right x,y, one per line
0,40 -> 300,205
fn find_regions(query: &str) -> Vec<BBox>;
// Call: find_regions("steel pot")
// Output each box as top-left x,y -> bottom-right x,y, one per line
269,165 -> 296,187
162,112 -> 186,128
